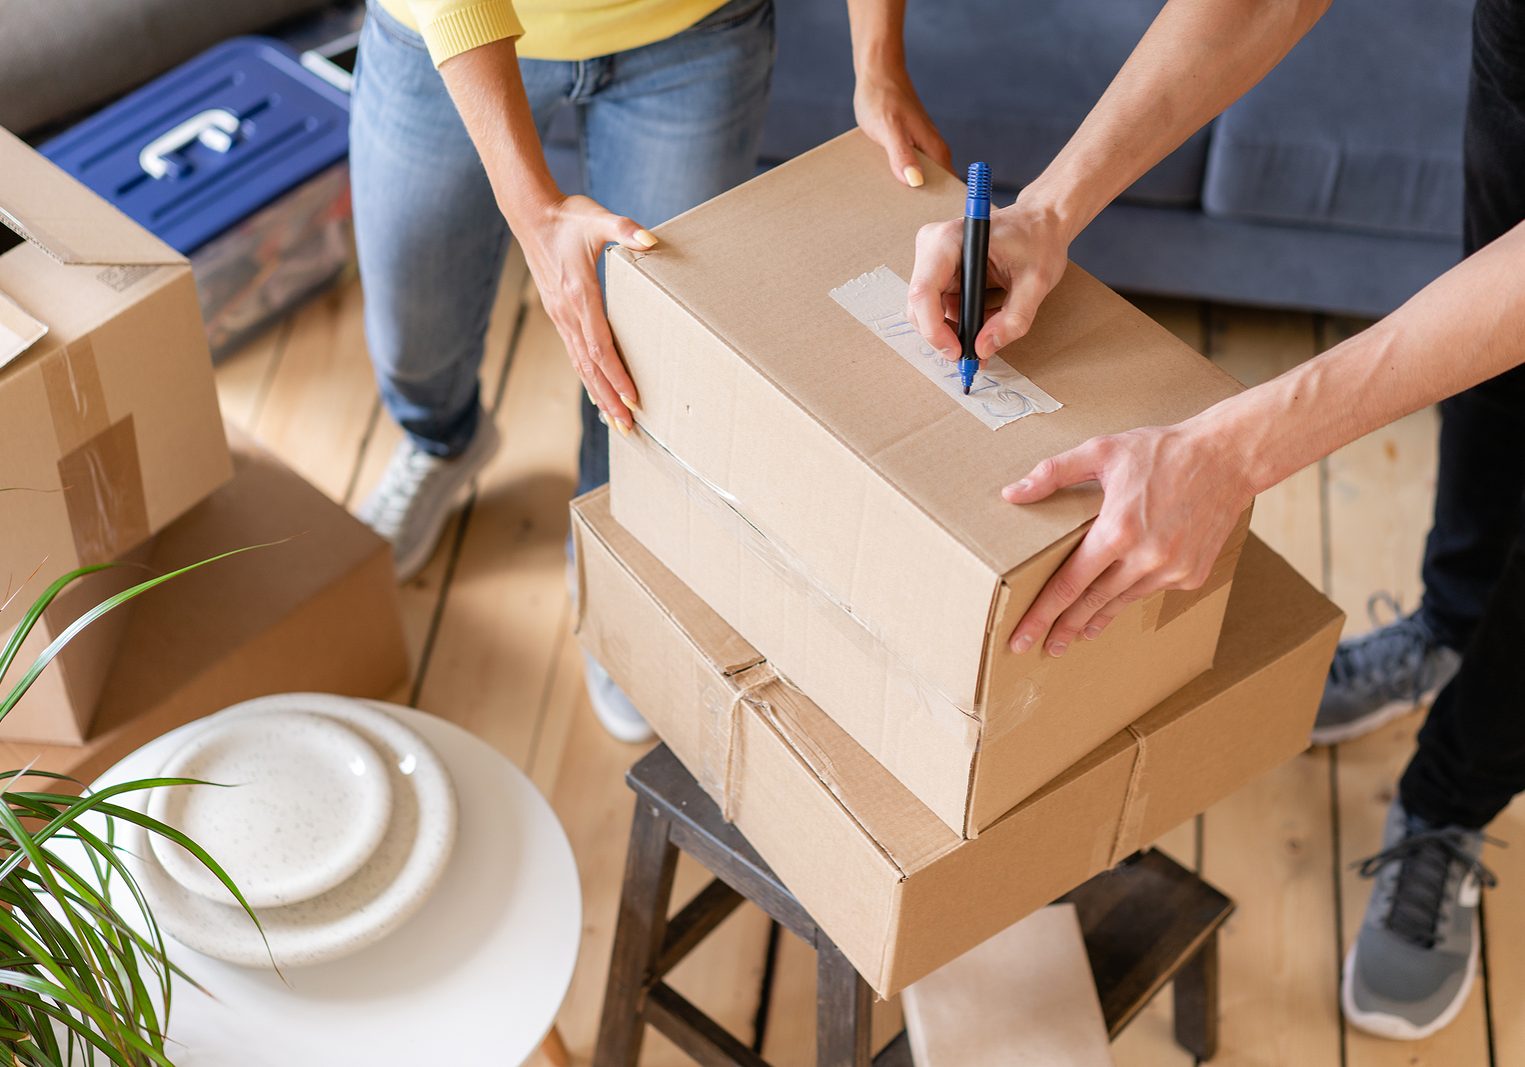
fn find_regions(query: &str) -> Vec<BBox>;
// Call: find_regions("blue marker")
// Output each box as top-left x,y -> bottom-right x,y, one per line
958,162 -> 991,395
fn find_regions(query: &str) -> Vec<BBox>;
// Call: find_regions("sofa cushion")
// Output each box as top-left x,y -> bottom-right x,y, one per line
0,0 -> 337,136
762,0 -> 1208,208
1203,0 -> 1469,239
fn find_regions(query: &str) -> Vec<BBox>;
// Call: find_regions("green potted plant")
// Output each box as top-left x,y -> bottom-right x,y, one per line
1,555 -> 260,1067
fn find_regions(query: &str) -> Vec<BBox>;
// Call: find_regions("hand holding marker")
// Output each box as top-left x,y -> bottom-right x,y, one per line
958,162 -> 991,395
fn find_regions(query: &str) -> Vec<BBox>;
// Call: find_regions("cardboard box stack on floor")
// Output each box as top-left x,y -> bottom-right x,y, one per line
574,130 -> 1344,995
0,128 -> 406,751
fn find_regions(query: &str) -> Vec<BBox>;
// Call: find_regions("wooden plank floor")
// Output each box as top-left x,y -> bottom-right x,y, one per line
194,267 -> 1514,1067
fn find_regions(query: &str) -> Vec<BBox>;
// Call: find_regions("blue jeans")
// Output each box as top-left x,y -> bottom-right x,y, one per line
350,0 -> 775,494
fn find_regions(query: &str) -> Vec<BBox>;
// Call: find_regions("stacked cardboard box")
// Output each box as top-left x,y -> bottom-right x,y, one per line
575,130 -> 1344,996
0,128 -> 406,752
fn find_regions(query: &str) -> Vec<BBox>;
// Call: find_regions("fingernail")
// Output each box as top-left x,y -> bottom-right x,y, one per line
632,229 -> 658,249
903,165 -> 925,188
1083,625 -> 1102,640
1011,634 -> 1033,654
619,392 -> 641,412
1012,479 -> 1030,494
1048,642 -> 1068,658
597,411 -> 609,427
617,419 -> 633,436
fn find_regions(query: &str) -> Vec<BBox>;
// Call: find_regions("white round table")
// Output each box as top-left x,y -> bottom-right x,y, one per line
70,702 -> 581,1066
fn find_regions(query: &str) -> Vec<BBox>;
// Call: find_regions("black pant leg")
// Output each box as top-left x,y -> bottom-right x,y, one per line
1416,0 -> 1525,648
1402,538 -> 1525,829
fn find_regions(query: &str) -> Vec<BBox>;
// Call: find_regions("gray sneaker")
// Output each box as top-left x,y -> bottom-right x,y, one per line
581,651 -> 654,744
1312,596 -> 1461,746
1343,799 -> 1496,1041
356,417 -> 500,582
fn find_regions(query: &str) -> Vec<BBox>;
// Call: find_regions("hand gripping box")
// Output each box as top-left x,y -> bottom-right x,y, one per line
573,489 -> 1341,996
606,130 -> 1249,836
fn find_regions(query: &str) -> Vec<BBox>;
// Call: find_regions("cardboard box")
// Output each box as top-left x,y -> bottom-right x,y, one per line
612,426 -> 1245,836
901,904 -> 1115,1067
607,130 -> 1250,837
0,539 -> 155,744
0,126 -> 232,600
1,430 -> 408,778
572,489 -> 1341,995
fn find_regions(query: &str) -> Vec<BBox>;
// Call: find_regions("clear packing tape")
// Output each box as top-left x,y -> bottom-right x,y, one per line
39,335 -> 150,565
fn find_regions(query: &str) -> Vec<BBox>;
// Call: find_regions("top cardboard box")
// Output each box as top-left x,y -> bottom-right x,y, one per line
607,130 -> 1247,836
0,126 -> 231,591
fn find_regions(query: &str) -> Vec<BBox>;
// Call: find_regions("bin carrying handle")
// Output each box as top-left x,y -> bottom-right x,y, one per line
139,109 -> 242,179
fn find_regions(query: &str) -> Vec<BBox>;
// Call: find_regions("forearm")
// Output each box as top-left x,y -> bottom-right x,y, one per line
1208,222 -> 1525,492
845,0 -> 907,79
437,38 -> 559,229
1022,0 -> 1330,239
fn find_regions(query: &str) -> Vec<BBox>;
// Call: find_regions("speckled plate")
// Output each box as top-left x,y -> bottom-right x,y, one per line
147,711 -> 393,908
133,694 -> 458,970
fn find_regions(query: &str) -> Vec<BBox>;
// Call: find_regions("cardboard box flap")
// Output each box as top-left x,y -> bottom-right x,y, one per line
0,291 -> 46,369
750,674 -> 961,877
0,127 -> 182,267
575,491 -> 764,677
615,130 -> 1240,575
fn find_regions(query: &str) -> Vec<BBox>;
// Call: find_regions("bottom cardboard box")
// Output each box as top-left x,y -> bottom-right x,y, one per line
1,430 -> 409,782
573,488 -> 1342,996
2,539 -> 156,744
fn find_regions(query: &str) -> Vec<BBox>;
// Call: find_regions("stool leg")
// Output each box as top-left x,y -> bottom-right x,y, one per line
593,800 -> 680,1067
540,1025 -> 571,1067
1173,930 -> 1220,1060
816,940 -> 872,1067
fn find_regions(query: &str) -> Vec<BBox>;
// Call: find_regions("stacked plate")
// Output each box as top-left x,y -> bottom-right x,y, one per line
129,693 -> 458,969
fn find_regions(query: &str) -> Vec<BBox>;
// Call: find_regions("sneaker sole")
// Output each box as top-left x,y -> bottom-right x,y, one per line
1341,923 -> 1478,1041
1310,696 -> 1426,747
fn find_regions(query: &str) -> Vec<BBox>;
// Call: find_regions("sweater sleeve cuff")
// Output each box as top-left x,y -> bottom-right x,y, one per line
417,1 -> 525,66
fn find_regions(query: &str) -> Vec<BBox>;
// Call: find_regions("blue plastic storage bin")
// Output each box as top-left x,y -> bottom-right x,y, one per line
43,36 -> 353,358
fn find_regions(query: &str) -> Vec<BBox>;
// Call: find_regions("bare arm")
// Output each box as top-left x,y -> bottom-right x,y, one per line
440,39 -> 655,433
845,0 -> 951,185
908,0 -> 1331,357
1005,221 -> 1525,657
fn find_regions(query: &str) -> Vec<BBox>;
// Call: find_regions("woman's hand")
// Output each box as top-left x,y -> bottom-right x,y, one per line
1003,417 -> 1257,657
854,68 -> 951,187
906,196 -> 1072,359
517,194 -> 657,434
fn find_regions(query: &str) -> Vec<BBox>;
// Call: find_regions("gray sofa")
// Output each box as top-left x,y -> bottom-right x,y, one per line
752,0 -> 1472,319
8,0 -> 1469,319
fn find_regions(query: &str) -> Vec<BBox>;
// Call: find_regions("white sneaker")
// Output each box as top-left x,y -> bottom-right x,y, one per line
356,417 -> 500,582
581,651 -> 654,744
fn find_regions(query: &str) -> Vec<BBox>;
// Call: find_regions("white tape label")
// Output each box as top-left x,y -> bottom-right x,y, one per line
830,265 -> 1061,430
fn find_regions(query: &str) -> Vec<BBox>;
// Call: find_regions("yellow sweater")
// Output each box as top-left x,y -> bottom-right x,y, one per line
380,0 -> 730,66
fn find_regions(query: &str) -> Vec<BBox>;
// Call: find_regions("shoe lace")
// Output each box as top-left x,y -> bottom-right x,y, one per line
370,446 -> 443,534
1356,829 -> 1500,948
1326,595 -> 1438,703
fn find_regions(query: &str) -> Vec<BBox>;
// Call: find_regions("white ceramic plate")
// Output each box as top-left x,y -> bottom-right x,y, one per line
133,694 -> 458,969
147,711 -> 393,908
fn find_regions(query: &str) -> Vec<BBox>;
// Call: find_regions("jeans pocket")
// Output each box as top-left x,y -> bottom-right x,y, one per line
364,0 -> 430,50
687,0 -> 773,35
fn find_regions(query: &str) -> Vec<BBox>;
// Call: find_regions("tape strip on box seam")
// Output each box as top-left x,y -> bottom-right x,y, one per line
1108,725 -> 1151,866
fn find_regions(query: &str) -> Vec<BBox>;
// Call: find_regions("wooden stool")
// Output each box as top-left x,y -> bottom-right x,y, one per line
594,745 -> 1233,1066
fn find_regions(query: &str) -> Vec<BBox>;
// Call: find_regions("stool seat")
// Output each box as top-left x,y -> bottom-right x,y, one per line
596,744 -> 1233,1066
